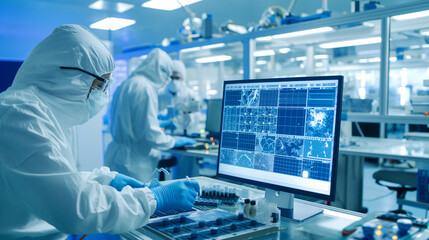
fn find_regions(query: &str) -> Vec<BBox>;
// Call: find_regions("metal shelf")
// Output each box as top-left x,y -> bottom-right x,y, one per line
397,199 -> 429,210
345,113 -> 429,124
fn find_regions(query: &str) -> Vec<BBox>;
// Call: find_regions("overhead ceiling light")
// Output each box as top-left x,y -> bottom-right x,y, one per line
295,56 -> 307,61
208,90 -> 218,95
90,17 -> 135,31
142,0 -> 201,11
89,1 -> 134,13
358,58 -> 368,63
409,45 -> 421,49
420,29 -> 429,36
255,36 -> 273,41
390,57 -> 397,62
315,62 -> 324,67
255,68 -> 262,73
392,10 -> 429,21
319,37 -> 381,49
315,54 -> 329,59
279,48 -> 291,54
201,43 -> 225,49
256,60 -> 267,65
253,50 -> 275,57
362,21 -> 375,27
368,57 -> 380,63
272,27 -> 334,39
195,55 -> 232,63
181,47 -> 201,53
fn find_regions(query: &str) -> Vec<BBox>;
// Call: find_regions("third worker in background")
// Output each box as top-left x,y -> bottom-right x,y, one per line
158,60 -> 202,136
104,49 -> 196,182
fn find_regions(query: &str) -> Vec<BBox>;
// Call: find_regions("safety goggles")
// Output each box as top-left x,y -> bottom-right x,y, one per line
170,75 -> 181,80
60,66 -> 112,93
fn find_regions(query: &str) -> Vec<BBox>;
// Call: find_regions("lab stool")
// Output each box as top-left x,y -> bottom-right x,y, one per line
372,169 -> 417,214
157,156 -> 177,181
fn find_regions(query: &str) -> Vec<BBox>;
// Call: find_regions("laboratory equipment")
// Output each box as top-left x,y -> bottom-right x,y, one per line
129,208 -> 278,240
205,99 -> 222,139
173,98 -> 202,136
217,76 -> 343,221
350,218 -> 419,239
194,185 -> 239,208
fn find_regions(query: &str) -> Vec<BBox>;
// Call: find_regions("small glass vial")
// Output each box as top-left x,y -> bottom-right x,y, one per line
243,199 -> 250,217
249,200 -> 256,218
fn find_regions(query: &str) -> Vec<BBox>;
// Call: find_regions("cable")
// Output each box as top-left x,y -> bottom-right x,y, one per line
287,0 -> 297,15
363,190 -> 395,201
79,234 -> 87,240
354,122 -> 365,137
176,0 -> 196,31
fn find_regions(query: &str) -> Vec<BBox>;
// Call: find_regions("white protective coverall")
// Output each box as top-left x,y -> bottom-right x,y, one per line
158,60 -> 201,135
104,49 -> 176,182
0,25 -> 156,240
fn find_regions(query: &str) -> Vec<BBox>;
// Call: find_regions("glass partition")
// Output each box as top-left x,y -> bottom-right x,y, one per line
389,11 -> 429,115
180,42 -> 243,99
254,20 -> 382,113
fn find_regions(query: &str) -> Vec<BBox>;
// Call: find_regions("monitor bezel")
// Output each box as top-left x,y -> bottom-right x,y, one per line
216,75 -> 343,201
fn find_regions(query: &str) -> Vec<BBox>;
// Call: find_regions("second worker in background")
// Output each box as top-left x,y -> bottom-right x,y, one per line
105,49 -> 196,182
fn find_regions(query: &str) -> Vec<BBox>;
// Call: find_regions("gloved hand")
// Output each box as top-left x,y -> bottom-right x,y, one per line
150,179 -> 200,212
110,173 -> 146,191
158,114 -> 169,121
173,137 -> 197,148
159,120 -> 177,131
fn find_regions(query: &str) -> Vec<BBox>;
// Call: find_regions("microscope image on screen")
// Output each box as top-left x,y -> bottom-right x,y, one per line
214,76 -> 344,221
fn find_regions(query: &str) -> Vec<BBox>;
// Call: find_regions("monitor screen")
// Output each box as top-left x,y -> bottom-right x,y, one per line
205,99 -> 222,139
217,76 -> 343,201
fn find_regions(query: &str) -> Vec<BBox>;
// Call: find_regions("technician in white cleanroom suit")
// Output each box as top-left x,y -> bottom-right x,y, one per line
104,49 -> 197,182
158,60 -> 202,136
0,25 -> 199,240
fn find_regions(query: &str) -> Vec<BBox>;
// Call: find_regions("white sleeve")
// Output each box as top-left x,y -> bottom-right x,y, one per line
84,167 -> 117,185
0,107 -> 156,234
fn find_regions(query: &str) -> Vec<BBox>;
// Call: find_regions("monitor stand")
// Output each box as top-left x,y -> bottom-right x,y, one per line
265,188 -> 323,222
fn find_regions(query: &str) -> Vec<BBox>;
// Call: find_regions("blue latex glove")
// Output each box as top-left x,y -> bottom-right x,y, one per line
173,137 -> 197,148
150,179 -> 200,212
159,120 -> 177,131
158,114 -> 169,121
110,173 -> 146,191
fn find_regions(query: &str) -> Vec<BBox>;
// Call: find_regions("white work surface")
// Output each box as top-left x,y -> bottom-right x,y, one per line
167,137 -> 429,212
122,176 -> 375,240
340,137 -> 429,164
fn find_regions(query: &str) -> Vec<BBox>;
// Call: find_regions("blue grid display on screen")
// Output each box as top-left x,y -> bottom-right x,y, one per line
279,89 -> 307,107
302,159 -> 331,181
224,90 -> 242,106
308,88 -> 336,107
221,132 -> 238,149
273,156 -> 302,177
277,108 -> 305,135
237,133 -> 256,151
260,89 -> 279,106
219,79 -> 339,184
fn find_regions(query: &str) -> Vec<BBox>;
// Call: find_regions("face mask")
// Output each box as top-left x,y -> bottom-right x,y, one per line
167,80 -> 180,93
87,89 -> 109,118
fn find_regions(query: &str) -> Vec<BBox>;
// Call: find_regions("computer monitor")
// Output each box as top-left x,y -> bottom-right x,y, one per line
217,76 -> 343,221
205,99 -> 222,139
